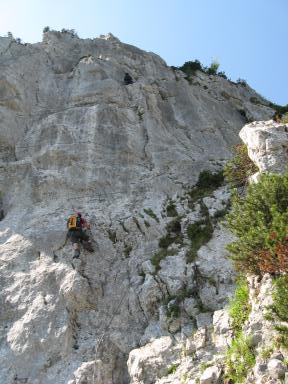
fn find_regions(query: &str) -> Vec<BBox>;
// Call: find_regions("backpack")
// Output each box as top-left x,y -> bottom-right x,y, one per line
67,215 -> 81,230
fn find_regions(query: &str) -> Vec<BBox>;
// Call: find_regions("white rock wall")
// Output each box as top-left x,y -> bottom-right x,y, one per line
0,31 -> 274,383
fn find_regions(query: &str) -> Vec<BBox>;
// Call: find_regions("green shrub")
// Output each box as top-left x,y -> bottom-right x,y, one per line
178,60 -> 203,75
166,300 -> 181,318
218,71 -> 228,79
166,217 -> 182,234
206,60 -> 220,75
151,249 -> 176,271
268,102 -> 288,115
124,244 -> 132,258
282,113 -> 288,124
186,203 -> 213,262
158,217 -> 183,249
159,234 -> 176,248
226,172 -> 288,275
229,278 -> 251,334
108,230 -> 117,244
144,220 -> 150,228
224,144 -> 258,187
176,59 -> 227,79
188,170 -> 224,203
237,78 -> 247,87
225,333 -> 255,383
213,204 -> 230,221
250,96 -> 260,105
259,346 -> 274,361
267,275 -> 288,347
167,363 -> 179,374
159,232 -> 183,249
196,170 -> 224,189
144,208 -> 159,223
166,200 -> 178,217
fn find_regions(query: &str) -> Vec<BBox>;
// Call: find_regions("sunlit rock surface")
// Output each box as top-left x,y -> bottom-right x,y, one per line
0,31 -> 274,383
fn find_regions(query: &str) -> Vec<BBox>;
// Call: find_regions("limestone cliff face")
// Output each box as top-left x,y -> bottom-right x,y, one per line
0,31 -> 274,384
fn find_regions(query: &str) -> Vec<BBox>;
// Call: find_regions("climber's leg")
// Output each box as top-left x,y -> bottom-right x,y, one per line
73,242 -> 80,258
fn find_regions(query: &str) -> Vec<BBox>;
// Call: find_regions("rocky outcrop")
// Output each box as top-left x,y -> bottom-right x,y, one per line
239,120 -> 288,175
0,30 -> 275,383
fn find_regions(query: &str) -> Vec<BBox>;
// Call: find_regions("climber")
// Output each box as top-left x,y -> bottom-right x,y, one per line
67,212 -> 94,258
124,72 -> 133,85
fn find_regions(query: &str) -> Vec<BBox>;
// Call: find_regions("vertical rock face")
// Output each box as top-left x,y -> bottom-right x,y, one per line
0,31 -> 274,383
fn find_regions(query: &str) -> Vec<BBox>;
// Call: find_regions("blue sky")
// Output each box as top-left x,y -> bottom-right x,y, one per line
0,0 -> 287,105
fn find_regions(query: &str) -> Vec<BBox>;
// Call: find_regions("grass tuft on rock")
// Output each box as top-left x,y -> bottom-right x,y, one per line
266,275 -> 288,348
186,203 -> 213,262
144,208 -> 160,223
187,170 -> 224,205
225,333 -> 256,383
229,278 -> 251,334
151,249 -> 177,271
166,200 -> 178,217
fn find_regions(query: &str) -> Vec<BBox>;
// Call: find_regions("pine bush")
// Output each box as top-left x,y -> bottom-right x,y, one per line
226,172 -> 288,274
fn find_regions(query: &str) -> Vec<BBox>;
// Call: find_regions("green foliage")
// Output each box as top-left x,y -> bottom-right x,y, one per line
229,278 -> 251,334
250,96 -> 260,105
259,346 -> 274,361
108,230 -> 117,244
224,144 -> 258,187
43,26 -> 50,33
218,71 -> 228,79
166,299 -> 181,318
159,217 -> 183,249
197,169 -> 224,189
268,102 -> 288,115
124,244 -> 132,258
268,275 -> 288,347
178,60 -> 203,75
144,220 -> 150,228
213,204 -> 231,220
166,200 -> 178,217
186,203 -> 214,262
226,172 -> 288,274
187,170 -> 224,204
237,78 -> 248,87
225,333 -> 256,383
206,60 -> 220,75
163,288 -> 194,319
159,234 -> 176,248
144,208 -> 160,223
175,59 -> 227,79
61,28 -> 78,37
151,249 -> 176,271
138,271 -> 146,278
166,217 -> 182,234
281,113 -> 288,123
167,363 -> 179,375
180,373 -> 189,384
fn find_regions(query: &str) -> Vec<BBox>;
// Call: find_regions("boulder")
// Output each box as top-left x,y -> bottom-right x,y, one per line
240,120 -> 288,174
200,365 -> 222,384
